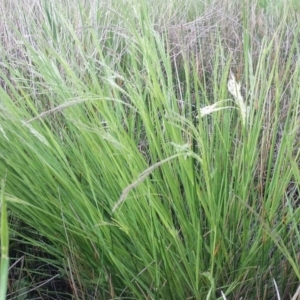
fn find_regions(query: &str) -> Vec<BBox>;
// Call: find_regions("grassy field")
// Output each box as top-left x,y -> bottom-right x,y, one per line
0,0 -> 300,299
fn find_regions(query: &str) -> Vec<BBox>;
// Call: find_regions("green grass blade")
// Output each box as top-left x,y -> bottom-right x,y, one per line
0,179 -> 9,300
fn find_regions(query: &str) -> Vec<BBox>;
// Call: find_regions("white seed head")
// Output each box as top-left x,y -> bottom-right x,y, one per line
227,71 -> 249,126
227,72 -> 242,100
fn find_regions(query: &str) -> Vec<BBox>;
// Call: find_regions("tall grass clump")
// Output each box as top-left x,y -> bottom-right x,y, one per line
0,0 -> 300,298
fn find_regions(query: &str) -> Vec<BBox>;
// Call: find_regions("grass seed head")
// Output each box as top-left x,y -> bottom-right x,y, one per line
227,71 -> 249,126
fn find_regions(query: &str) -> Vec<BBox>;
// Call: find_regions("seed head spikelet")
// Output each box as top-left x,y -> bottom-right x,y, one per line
197,101 -> 233,118
227,71 -> 249,126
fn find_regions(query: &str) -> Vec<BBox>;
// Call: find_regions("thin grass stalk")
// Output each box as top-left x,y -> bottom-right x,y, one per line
0,179 -> 9,300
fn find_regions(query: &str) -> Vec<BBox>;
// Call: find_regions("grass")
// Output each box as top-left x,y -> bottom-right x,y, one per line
0,179 -> 9,300
0,0 -> 300,299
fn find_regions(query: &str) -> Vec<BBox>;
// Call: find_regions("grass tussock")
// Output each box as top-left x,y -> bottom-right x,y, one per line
0,0 -> 300,299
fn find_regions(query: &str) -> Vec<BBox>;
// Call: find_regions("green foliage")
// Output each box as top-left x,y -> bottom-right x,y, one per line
0,0 -> 299,298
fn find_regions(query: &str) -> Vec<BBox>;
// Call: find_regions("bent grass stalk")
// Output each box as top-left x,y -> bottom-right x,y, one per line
112,152 -> 196,212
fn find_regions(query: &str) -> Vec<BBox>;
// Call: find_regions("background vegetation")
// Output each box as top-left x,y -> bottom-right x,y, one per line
0,0 -> 300,299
